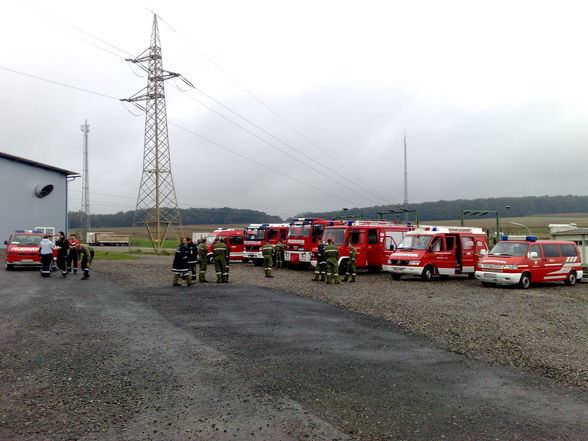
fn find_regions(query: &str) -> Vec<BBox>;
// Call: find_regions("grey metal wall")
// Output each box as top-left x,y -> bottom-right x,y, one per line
0,158 -> 68,248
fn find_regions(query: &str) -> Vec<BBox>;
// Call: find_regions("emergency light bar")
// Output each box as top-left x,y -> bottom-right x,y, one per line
500,235 -> 537,242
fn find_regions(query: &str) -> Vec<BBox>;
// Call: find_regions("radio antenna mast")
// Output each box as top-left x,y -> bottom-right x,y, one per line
403,131 -> 408,224
80,120 -> 90,238
122,14 -> 183,252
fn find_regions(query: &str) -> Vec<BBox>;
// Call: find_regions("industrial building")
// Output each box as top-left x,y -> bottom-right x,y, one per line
0,152 -> 77,248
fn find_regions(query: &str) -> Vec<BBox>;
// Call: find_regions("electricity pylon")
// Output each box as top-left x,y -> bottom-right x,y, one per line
122,14 -> 183,252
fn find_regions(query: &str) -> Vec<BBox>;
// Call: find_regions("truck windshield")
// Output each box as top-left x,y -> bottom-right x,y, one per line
10,234 -> 42,246
246,229 -> 265,240
322,228 -> 346,246
206,236 -> 216,245
288,224 -> 311,238
489,242 -> 528,257
398,235 -> 432,250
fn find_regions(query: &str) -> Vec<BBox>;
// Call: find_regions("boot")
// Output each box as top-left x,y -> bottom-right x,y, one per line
186,273 -> 193,286
172,274 -> 181,286
320,272 -> 326,282
350,275 -> 356,282
334,274 -> 340,284
326,273 -> 332,284
222,272 -> 229,283
342,273 -> 349,282
216,272 -> 222,283
199,271 -> 207,283
312,272 -> 320,281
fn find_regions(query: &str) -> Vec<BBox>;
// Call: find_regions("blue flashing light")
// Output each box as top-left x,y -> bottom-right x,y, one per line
407,222 -> 412,227
501,235 -> 509,241
15,230 -> 25,233
328,221 -> 334,226
261,224 -> 269,227
347,221 -> 353,226
305,218 -> 314,221
432,227 -> 438,231
526,236 -> 537,242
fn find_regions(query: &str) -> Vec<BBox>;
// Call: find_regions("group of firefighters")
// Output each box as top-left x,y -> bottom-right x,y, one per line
39,232 -> 94,279
171,236 -> 357,286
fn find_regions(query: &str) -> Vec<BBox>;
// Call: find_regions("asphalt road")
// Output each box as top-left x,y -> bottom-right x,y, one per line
1,268 -> 586,441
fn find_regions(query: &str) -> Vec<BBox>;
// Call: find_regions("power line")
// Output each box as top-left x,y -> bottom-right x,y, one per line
157,14 -> 390,202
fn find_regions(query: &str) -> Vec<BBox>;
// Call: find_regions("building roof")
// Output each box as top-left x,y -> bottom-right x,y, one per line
551,228 -> 588,236
0,151 -> 78,176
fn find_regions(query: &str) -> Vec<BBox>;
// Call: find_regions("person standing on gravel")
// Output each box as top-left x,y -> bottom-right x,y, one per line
274,240 -> 285,268
324,238 -> 340,284
313,241 -> 326,281
38,234 -> 54,278
67,233 -> 80,274
197,239 -> 209,282
342,241 -> 357,282
213,237 -> 229,283
186,237 -> 198,278
262,242 -> 275,278
55,231 -> 69,278
76,243 -> 95,280
172,238 -> 192,286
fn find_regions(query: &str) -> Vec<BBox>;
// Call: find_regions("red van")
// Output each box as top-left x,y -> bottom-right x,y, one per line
5,230 -> 46,270
383,226 -> 489,280
204,228 -> 246,263
475,236 -> 583,288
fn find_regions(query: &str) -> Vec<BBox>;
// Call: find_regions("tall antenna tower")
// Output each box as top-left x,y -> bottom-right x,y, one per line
403,131 -> 408,224
80,120 -> 90,238
122,14 -> 183,252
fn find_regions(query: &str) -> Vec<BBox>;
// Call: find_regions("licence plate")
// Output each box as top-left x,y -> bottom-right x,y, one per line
20,259 -> 33,263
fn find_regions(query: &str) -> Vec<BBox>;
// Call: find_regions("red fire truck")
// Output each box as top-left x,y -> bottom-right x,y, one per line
4,229 -> 57,270
284,218 -> 344,267
204,228 -> 246,263
244,223 -> 289,265
317,221 -> 412,274
383,225 -> 489,281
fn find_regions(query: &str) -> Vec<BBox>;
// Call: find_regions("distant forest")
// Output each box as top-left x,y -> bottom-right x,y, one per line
69,195 -> 588,228
69,207 -> 282,228
297,195 -> 588,222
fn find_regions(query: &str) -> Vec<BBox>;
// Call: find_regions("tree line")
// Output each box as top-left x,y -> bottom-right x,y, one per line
69,207 -> 282,228
297,195 -> 588,222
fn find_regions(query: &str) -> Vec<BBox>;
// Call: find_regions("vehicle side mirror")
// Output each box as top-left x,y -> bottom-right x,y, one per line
528,251 -> 538,258
3,240 -> 7,245
389,245 -> 395,251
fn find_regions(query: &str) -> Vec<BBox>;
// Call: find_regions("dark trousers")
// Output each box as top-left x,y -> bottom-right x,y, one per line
188,262 -> 197,276
41,254 -> 52,276
80,250 -> 94,278
56,254 -> 68,275
67,250 -> 78,273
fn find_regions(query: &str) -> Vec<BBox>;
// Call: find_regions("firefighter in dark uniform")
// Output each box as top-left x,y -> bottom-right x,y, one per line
324,238 -> 340,284
213,237 -> 229,283
186,237 -> 198,278
274,240 -> 285,268
262,242 -> 274,277
55,231 -> 69,278
313,241 -> 326,281
171,238 -> 192,286
342,241 -> 357,282
76,243 -> 95,280
68,233 -> 80,274
197,239 -> 209,282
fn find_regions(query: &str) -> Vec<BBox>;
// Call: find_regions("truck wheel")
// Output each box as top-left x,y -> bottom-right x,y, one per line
481,281 -> 494,287
367,265 -> 381,274
338,261 -> 348,276
207,255 -> 215,264
467,272 -> 476,279
518,272 -> 531,289
391,274 -> 402,280
253,259 -> 263,267
565,271 -> 577,286
421,266 -> 434,281
5,263 -> 14,271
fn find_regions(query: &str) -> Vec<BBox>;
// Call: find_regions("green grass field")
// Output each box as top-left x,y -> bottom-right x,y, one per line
92,250 -> 139,261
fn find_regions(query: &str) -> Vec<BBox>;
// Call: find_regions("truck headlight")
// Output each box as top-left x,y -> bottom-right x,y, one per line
503,265 -> 518,270
408,261 -> 420,265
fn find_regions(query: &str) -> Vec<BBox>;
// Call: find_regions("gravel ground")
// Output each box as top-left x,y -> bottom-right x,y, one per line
98,254 -> 588,389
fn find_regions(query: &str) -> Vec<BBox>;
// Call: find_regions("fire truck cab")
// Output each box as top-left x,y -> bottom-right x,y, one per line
384,226 -> 489,281
205,228 -> 246,263
285,218 -> 344,267
318,221 -> 411,274
475,236 -> 583,288
244,223 -> 289,265
4,230 -> 51,270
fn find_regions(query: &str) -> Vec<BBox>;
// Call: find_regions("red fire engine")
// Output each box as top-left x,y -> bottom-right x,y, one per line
285,218 -> 345,267
204,228 -> 246,263
244,223 -> 289,265
383,225 -> 489,280
314,221 -> 411,273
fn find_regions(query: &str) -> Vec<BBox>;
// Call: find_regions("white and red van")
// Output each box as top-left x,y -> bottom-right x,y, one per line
314,221 -> 411,274
475,236 -> 583,288
244,223 -> 289,265
383,226 -> 489,280
204,228 -> 246,263
4,230 -> 52,270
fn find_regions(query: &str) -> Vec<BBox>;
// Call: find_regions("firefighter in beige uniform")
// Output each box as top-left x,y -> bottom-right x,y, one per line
262,242 -> 274,278
324,238 -> 340,284
197,239 -> 209,282
342,242 -> 357,282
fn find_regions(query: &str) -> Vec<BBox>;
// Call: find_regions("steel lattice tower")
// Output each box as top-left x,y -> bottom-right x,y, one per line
123,15 -> 183,252
80,120 -> 90,237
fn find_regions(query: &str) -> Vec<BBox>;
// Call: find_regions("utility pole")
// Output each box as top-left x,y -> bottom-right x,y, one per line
80,120 -> 90,240
403,131 -> 408,224
122,14 -> 183,252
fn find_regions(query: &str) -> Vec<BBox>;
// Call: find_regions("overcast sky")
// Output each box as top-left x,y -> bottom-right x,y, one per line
1,0 -> 587,218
